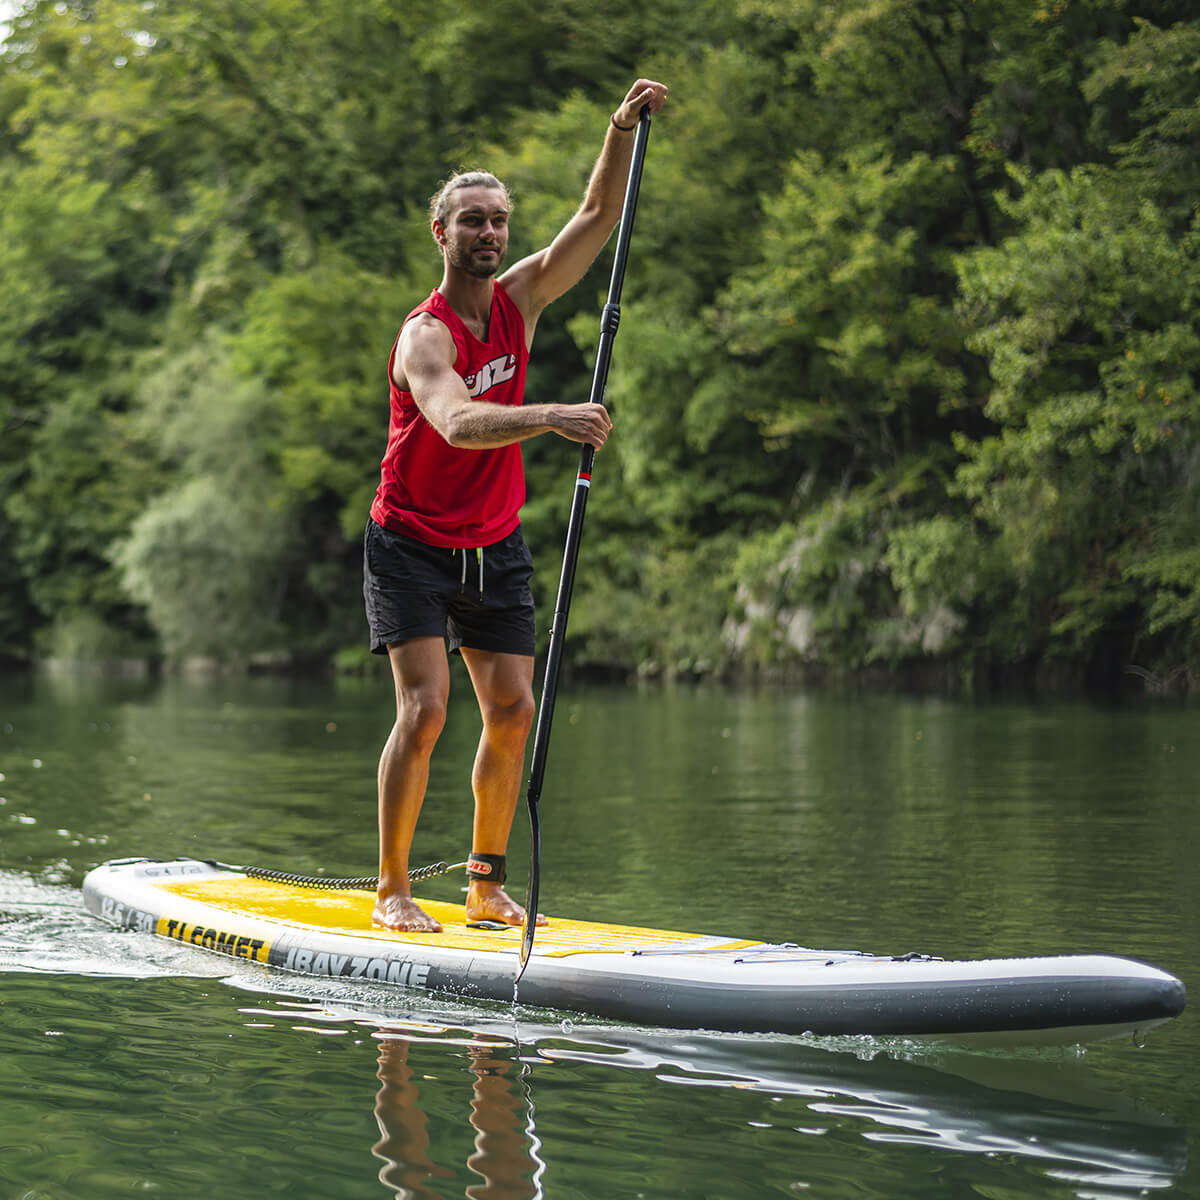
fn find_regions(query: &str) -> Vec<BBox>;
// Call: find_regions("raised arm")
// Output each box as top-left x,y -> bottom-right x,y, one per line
395,314 -> 613,450
500,78 -> 667,329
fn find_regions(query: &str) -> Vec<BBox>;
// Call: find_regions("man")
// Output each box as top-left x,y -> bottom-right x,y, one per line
365,78 -> 668,932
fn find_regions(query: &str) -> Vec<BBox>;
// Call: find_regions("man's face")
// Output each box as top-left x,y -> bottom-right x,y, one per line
437,186 -> 509,278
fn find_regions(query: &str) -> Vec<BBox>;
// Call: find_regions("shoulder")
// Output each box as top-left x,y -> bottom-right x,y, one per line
394,311 -> 458,389
400,310 -> 456,355
401,290 -> 463,340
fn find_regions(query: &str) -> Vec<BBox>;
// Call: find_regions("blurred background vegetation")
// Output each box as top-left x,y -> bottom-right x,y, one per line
1,0 -> 1197,694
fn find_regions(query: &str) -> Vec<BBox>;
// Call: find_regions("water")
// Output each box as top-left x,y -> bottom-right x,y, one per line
0,673 -> 1196,1198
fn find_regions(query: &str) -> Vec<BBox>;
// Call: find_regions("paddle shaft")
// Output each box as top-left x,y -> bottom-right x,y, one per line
519,106 -> 652,974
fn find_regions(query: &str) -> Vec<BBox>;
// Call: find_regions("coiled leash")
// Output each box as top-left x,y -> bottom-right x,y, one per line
202,852 -> 506,894
201,858 -> 464,891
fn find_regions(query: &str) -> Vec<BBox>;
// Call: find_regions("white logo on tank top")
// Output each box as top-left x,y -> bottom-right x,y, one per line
464,354 -> 517,398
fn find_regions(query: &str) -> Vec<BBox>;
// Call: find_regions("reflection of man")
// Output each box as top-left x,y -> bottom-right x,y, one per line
464,1041 -> 540,1200
371,1035 -> 452,1198
365,78 -> 668,935
372,1034 -> 540,1199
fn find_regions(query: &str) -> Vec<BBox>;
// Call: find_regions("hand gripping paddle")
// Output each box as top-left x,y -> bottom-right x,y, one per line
518,105 -> 653,979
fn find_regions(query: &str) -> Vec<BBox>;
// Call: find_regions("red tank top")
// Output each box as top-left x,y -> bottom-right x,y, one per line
369,284 -> 529,548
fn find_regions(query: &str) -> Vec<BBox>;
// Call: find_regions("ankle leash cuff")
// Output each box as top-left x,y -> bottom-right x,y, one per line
465,853 -> 506,884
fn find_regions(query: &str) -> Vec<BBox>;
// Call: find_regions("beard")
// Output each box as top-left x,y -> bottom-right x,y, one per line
446,238 -> 504,278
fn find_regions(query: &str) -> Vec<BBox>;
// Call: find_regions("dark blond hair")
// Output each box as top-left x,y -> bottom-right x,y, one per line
429,171 -> 512,226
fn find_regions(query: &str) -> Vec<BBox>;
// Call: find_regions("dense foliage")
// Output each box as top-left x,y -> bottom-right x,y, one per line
1,0 -> 1197,692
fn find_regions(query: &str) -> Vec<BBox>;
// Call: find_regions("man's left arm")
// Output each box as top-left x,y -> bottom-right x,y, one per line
500,78 -> 667,332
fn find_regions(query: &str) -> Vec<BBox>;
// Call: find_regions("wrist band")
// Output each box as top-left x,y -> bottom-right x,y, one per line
466,852 -> 506,884
610,113 -> 637,132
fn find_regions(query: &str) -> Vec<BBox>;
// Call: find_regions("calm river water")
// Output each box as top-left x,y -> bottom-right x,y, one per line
0,672 -> 1195,1198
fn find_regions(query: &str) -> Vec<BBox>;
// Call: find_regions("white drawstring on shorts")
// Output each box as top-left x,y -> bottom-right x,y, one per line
456,547 -> 484,594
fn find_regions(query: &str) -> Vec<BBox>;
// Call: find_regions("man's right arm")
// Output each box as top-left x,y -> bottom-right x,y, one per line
396,315 -> 612,450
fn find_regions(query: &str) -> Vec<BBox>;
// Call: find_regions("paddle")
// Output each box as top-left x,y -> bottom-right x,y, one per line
518,104 -> 654,979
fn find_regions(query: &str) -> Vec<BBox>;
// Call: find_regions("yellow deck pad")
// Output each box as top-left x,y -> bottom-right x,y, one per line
155,875 -> 758,958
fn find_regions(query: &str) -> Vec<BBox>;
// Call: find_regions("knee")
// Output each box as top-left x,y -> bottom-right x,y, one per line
397,689 -> 448,752
482,688 -> 535,740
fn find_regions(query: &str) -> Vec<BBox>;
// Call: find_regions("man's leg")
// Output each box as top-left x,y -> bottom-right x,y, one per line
374,636 -> 450,932
459,647 -> 547,926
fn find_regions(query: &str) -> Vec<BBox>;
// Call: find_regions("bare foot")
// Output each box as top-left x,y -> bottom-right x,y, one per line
373,893 -> 442,933
465,881 -> 548,927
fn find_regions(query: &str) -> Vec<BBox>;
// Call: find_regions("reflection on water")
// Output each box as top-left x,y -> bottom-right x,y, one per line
371,1035 -> 457,1198
236,994 -> 1187,1198
373,1035 -> 543,1200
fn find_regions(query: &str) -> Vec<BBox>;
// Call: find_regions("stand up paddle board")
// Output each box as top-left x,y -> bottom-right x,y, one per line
82,858 -> 1186,1046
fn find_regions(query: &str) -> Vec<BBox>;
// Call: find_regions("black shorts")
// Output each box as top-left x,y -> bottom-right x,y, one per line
363,518 -> 536,657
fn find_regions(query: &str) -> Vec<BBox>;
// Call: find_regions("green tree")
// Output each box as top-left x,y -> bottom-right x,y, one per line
952,166 -> 1200,675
